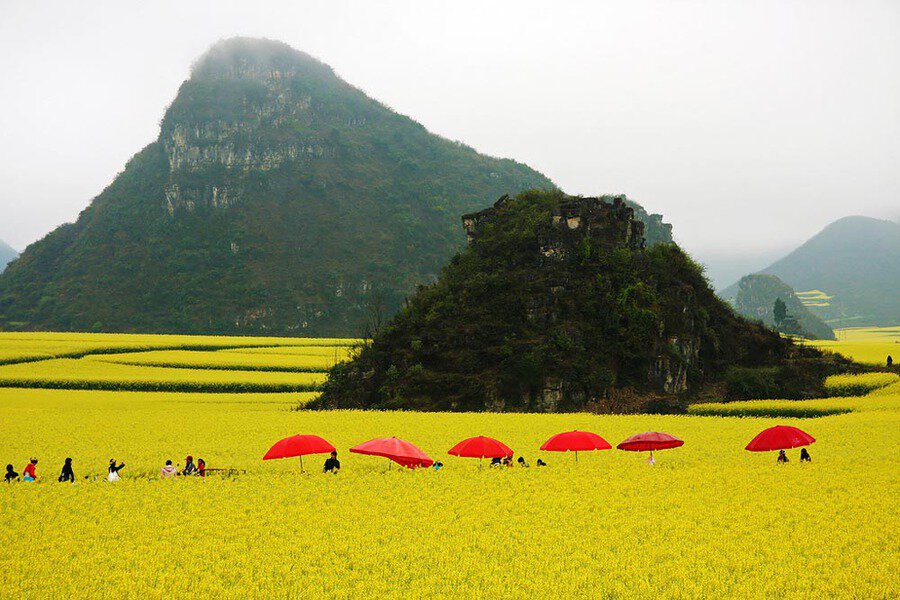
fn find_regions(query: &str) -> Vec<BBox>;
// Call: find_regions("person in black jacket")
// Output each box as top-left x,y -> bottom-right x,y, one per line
58,458 -> 75,483
323,451 -> 340,474
5,464 -> 18,483
799,448 -> 811,462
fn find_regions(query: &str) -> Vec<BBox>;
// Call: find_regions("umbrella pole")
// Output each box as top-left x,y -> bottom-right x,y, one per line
575,451 -> 578,463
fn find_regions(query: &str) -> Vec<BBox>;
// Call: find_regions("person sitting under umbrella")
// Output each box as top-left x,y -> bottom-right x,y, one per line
323,451 -> 340,474
777,450 -> 789,463
800,448 -> 811,462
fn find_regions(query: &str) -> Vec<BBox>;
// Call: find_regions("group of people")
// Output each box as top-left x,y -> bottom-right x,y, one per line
160,455 -> 206,478
490,455 -> 546,467
5,457 -> 126,483
777,448 -> 811,463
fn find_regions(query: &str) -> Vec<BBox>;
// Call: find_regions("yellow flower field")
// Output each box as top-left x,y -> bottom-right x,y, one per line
88,349 -> 347,372
0,358 -> 326,392
808,326 -> 900,365
0,331 -> 897,598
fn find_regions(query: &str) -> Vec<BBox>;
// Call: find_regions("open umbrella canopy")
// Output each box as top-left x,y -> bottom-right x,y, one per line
263,434 -> 335,460
745,426 -> 815,452
448,436 -> 513,459
350,437 -> 434,468
617,432 -> 684,452
541,430 -> 612,452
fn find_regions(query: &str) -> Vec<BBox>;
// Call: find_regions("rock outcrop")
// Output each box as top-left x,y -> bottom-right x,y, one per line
315,190 -> 812,413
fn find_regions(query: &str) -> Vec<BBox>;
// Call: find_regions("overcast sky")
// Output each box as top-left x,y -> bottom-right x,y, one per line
1,0 -> 897,284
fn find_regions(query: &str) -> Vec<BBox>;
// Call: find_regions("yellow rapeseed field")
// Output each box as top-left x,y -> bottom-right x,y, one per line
89,349 -> 346,372
0,332 -> 897,598
809,326 -> 900,365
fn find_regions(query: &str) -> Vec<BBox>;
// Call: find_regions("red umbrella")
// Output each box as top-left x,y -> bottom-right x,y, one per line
448,436 -> 513,460
540,430 -> 611,461
350,437 -> 434,469
617,432 -> 684,463
745,426 -> 815,452
263,434 -> 336,471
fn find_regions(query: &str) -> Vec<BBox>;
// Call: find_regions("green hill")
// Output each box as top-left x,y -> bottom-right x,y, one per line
721,216 -> 899,327
0,38 -> 673,336
0,38 -> 558,335
316,191 -> 838,413
0,241 -> 16,274
732,274 -> 834,340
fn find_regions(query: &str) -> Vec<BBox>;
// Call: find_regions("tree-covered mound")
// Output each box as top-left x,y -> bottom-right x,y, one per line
732,274 -> 834,340
0,38 -> 578,335
316,190 -> 839,413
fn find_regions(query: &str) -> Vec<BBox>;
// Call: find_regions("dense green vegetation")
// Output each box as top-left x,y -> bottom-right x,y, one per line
721,216 -> 900,327
316,190 -> 840,413
732,274 -> 834,339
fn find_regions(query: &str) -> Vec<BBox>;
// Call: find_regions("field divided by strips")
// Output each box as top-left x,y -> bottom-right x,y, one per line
0,332 -> 360,393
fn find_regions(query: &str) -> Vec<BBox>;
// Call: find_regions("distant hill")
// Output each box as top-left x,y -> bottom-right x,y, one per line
722,216 -> 900,327
0,241 -> 17,273
732,274 -> 834,340
0,38 -> 672,336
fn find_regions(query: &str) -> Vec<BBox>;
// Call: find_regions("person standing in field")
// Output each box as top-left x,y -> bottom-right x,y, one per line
799,448 -> 811,462
5,464 -> 18,483
777,450 -> 789,464
107,459 -> 125,482
58,458 -> 75,483
22,458 -> 38,482
323,451 -> 340,474
160,460 -> 177,478
888,355 -> 893,368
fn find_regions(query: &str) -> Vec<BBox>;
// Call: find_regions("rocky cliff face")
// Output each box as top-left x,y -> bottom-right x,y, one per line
316,190 -> 794,413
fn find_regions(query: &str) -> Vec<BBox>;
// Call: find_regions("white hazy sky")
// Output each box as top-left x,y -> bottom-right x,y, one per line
1,0 -> 898,281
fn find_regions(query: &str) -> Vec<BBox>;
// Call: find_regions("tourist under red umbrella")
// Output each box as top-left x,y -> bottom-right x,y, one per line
616,432 -> 684,465
745,425 -> 815,463
350,437 -> 434,469
263,434 -> 336,472
540,430 -> 611,462
448,436 -> 513,464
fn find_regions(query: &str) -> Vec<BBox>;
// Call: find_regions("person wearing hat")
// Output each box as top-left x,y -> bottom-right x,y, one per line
182,455 -> 198,476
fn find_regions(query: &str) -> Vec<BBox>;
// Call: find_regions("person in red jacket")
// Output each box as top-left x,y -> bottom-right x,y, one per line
197,458 -> 206,477
22,458 -> 38,482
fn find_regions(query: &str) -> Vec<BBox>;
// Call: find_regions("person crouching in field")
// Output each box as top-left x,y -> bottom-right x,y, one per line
108,459 -> 125,482
323,451 -> 340,474
777,450 -> 789,464
160,460 -> 177,478
5,464 -> 18,483
197,458 -> 206,477
181,456 -> 198,476
58,458 -> 75,483
22,458 -> 38,482
800,448 -> 811,462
